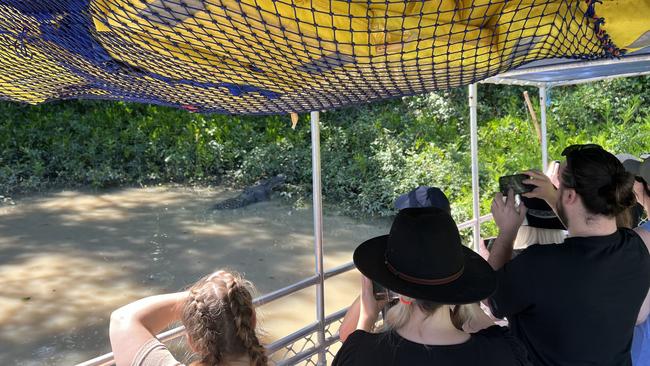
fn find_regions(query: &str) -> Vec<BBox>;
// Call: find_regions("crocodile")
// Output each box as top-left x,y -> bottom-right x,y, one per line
213,174 -> 286,210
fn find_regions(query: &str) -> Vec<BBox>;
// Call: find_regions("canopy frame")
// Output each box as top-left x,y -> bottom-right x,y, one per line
76,50 -> 650,366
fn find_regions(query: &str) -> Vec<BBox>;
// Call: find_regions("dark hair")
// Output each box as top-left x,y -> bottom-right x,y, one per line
616,207 -> 633,229
561,147 -> 636,217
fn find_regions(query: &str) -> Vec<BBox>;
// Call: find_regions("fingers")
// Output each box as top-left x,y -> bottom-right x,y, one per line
506,189 -> 516,209
522,169 -> 545,178
492,192 -> 504,208
518,202 -> 528,219
361,275 -> 372,290
521,191 -> 539,198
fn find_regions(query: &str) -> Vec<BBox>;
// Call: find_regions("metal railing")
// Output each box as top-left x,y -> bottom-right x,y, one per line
75,214 -> 491,366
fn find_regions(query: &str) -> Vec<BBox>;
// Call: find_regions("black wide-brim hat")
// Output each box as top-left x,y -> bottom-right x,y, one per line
354,207 -> 496,304
521,196 -> 566,230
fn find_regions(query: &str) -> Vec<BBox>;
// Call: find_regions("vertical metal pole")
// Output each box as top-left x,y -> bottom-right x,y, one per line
539,86 -> 549,171
310,111 -> 326,365
468,84 -> 481,252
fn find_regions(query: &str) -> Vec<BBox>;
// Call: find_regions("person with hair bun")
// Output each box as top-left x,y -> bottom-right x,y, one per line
489,144 -> 650,366
109,270 -> 267,366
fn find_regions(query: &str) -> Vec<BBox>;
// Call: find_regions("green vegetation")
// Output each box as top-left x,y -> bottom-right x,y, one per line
1,77 -> 649,237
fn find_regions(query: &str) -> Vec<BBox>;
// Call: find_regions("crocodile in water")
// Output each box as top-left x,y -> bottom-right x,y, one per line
213,174 -> 286,210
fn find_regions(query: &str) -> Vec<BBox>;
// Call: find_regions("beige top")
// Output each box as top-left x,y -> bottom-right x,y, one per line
132,338 -> 184,366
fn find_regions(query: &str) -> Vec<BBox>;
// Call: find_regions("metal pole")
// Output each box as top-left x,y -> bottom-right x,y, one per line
310,111 -> 326,365
468,84 -> 481,252
539,86 -> 548,171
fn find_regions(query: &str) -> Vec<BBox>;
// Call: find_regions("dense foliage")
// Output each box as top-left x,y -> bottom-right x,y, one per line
1,77 -> 649,236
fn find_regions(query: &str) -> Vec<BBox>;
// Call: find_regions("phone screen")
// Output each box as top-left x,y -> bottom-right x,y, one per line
499,174 -> 534,195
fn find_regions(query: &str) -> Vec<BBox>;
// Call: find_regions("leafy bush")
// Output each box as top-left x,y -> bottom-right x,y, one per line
1,77 -> 649,234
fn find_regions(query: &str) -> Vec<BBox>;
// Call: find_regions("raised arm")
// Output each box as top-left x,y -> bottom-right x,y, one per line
338,296 -> 361,342
109,292 -> 187,366
488,190 -> 527,271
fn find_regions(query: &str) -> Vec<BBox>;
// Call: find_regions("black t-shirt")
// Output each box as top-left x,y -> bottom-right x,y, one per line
490,229 -> 650,366
332,326 -> 531,366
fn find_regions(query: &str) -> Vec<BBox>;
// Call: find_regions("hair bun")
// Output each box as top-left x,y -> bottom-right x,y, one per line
598,171 -> 635,215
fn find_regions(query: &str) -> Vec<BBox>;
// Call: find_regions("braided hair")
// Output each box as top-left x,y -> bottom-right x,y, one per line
182,270 -> 267,366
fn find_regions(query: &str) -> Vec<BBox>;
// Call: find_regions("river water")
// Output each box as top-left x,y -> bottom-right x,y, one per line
0,186 -> 390,365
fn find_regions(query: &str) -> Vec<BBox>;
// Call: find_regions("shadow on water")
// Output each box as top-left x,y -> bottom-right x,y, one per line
0,186 -> 390,365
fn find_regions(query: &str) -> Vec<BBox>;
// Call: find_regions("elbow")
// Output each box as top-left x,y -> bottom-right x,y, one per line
109,308 -> 134,339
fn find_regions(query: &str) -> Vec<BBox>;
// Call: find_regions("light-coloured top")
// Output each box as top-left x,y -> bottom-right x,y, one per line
641,220 -> 650,232
633,320 -> 650,366
132,338 -> 184,366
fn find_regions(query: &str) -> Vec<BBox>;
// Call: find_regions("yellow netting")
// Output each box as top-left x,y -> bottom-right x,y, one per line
0,0 -> 648,114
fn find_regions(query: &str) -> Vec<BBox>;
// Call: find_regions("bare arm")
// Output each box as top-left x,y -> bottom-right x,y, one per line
109,292 -> 187,366
634,227 -> 650,325
461,303 -> 496,333
357,276 -> 383,332
488,190 -> 527,271
339,297 -> 360,342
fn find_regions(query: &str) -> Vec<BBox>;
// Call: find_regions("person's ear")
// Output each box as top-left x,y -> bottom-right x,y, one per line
564,188 -> 578,205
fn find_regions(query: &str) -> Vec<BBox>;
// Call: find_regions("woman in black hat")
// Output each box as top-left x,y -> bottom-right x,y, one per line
332,207 -> 530,366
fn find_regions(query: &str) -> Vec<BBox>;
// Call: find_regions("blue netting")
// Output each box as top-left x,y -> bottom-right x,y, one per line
0,0 -> 633,114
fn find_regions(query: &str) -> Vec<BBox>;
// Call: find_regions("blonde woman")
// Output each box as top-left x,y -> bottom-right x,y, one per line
109,270 -> 266,366
333,208 -> 530,366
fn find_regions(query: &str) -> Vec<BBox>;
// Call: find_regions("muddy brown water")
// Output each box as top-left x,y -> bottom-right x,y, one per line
0,186 -> 391,365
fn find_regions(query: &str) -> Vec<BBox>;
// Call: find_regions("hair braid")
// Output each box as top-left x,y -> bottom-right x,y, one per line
227,282 -> 268,366
185,288 -> 225,366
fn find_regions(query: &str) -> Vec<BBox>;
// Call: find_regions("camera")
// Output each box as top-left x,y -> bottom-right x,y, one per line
498,174 -> 534,196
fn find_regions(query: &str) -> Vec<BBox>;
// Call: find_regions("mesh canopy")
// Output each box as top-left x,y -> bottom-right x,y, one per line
0,0 -> 647,114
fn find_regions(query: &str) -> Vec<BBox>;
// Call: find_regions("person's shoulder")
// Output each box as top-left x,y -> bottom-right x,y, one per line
132,338 -> 184,366
638,220 -> 650,231
346,329 -> 376,341
623,228 -> 649,250
473,326 -> 532,365
512,243 -> 563,262
333,330 -> 379,366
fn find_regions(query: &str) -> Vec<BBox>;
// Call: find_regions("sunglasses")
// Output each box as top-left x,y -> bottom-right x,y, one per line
561,143 -> 603,157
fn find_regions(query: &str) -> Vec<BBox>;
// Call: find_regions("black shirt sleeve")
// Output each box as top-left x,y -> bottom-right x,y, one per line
489,246 -> 540,319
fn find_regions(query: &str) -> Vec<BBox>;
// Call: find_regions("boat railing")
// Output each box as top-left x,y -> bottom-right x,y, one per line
75,214 -> 492,366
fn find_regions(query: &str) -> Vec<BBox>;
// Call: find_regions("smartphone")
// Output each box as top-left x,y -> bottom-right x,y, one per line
499,174 -> 534,196
373,281 -> 389,301
373,281 -> 400,301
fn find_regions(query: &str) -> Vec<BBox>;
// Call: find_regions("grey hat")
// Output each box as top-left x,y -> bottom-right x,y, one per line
640,158 -> 650,184
616,153 -> 642,175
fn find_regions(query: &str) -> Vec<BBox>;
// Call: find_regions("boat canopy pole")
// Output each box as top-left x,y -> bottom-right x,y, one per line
539,86 -> 549,171
310,111 -> 327,365
469,84 -> 481,252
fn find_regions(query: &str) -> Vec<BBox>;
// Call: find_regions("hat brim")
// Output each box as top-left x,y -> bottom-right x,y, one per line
353,235 -> 496,305
525,214 -> 566,230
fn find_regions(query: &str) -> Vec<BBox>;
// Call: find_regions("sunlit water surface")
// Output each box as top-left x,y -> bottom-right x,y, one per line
0,186 -> 390,365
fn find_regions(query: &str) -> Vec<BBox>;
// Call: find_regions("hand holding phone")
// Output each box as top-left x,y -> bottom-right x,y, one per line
499,174 -> 534,196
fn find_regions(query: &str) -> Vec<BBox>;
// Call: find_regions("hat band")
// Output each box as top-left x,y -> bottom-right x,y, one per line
385,260 -> 465,286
